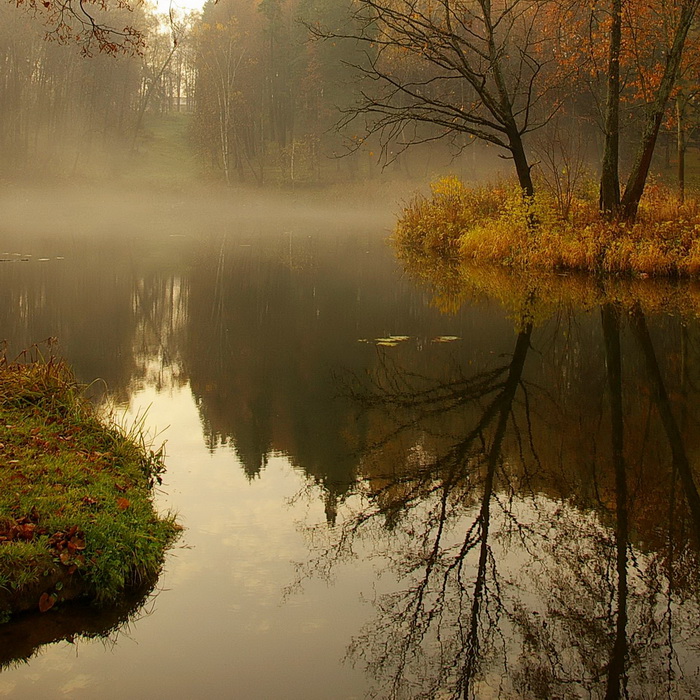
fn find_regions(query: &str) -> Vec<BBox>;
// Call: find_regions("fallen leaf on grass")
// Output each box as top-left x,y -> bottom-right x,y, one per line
38,592 -> 56,613
116,498 -> 131,511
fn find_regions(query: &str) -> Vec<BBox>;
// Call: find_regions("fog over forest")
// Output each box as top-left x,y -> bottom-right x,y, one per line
0,0 -> 498,197
1,0 -> 695,205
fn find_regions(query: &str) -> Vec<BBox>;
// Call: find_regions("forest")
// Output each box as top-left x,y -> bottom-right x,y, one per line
1,0 -> 698,207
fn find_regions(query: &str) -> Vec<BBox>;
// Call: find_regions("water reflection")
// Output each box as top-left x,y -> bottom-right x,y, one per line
3,214 -> 700,697
0,581 -> 160,670
297,277 -> 700,698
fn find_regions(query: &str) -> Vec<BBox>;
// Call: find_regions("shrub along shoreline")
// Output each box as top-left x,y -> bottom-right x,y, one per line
394,176 -> 700,277
0,350 -> 180,621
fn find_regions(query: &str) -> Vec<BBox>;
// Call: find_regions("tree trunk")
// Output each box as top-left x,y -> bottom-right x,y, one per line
601,303 -> 628,700
599,0 -> 622,216
131,44 -> 178,152
459,322 -> 533,698
629,305 -> 700,539
619,0 -> 699,220
677,95 -> 686,203
509,129 -> 535,198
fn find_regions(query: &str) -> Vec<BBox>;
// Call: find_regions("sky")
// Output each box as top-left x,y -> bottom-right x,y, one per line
155,0 -> 206,16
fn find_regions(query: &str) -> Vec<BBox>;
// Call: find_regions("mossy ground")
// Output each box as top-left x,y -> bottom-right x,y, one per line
0,347 -> 179,620
395,176 -> 700,277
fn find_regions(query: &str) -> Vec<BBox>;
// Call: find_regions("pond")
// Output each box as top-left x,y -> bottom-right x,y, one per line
0,184 -> 699,699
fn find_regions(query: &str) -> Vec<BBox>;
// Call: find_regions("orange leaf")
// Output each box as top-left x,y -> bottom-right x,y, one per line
68,536 -> 86,552
116,498 -> 130,511
59,551 -> 72,565
38,592 -> 56,613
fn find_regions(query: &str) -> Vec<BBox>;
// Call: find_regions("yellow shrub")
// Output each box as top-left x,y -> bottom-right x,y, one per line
393,176 -> 700,277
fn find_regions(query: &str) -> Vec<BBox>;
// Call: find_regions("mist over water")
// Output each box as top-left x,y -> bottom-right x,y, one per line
0,182 -> 463,698
1,180 -> 700,698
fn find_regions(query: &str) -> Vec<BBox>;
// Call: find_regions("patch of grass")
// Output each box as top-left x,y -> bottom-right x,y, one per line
0,343 -> 180,618
394,176 -> 700,277
127,112 -> 201,188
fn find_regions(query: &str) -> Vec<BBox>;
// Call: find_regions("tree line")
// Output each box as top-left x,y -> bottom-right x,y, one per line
0,0 -> 201,176
311,0 -> 700,219
2,0 -> 699,206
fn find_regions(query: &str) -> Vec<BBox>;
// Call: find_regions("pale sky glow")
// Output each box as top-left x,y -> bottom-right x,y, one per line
155,0 -> 205,16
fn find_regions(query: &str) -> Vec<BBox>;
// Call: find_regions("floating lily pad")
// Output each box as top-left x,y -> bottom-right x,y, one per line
374,335 -> 410,344
432,336 -> 461,343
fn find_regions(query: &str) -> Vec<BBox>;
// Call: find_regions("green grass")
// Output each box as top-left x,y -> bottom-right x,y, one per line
0,347 -> 180,619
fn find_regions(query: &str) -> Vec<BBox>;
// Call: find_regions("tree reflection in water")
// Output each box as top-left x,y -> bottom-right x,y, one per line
0,579 -> 162,670
297,282 -> 700,699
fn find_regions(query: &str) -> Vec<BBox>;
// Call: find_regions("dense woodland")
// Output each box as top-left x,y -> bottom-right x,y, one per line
0,0 -> 699,202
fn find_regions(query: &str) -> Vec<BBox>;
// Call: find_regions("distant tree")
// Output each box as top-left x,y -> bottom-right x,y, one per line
192,0 -> 355,184
0,0 -> 149,175
131,12 -> 194,148
193,0 -> 262,183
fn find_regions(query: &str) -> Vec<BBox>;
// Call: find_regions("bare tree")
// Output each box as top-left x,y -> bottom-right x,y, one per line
312,0 -> 562,197
533,119 -> 589,219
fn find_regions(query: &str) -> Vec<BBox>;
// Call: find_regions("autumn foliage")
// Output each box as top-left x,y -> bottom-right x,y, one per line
395,176 -> 700,276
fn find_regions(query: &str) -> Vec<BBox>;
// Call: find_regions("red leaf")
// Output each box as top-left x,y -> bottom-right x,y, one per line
38,592 -> 55,613
17,523 -> 36,540
116,498 -> 130,511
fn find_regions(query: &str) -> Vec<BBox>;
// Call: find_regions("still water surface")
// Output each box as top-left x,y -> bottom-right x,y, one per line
0,186 -> 699,698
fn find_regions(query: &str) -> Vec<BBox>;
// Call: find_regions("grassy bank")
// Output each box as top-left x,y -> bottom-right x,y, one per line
0,347 -> 179,620
395,176 -> 700,276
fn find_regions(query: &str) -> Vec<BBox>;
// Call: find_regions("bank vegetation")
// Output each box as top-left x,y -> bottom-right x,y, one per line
395,176 -> 700,277
0,346 -> 179,621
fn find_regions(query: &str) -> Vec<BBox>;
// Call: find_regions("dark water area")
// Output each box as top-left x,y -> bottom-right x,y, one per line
1,185 -> 699,698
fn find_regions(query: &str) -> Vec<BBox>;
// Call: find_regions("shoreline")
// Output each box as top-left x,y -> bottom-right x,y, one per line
0,350 -> 180,621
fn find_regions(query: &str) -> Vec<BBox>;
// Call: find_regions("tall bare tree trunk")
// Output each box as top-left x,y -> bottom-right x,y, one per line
599,0 -> 621,216
677,95 -> 686,203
